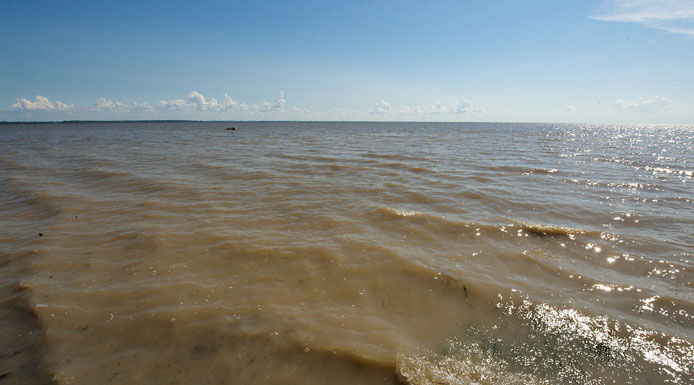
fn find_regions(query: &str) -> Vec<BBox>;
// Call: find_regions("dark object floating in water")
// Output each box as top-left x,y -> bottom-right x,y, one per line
226,127 -> 236,131
38,233 -> 43,237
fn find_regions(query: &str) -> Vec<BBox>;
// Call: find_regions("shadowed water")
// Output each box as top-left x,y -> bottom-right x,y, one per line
1,121 -> 692,384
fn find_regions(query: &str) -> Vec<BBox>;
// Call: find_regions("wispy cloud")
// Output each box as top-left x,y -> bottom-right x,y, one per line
94,97 -> 127,111
11,95 -> 74,111
259,91 -> 285,112
428,100 -> 473,114
372,99 -> 480,116
94,97 -> 156,113
374,99 -> 392,114
131,101 -> 154,113
613,95 -> 672,113
592,0 -> 694,36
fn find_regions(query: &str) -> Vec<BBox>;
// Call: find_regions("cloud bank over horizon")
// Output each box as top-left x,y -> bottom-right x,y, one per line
5,91 -> 688,123
5,91 -> 495,121
11,96 -> 75,111
7,91 -> 291,118
613,95 -> 673,114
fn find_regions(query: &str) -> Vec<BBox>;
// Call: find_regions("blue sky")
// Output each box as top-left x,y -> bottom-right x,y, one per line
1,0 -> 693,123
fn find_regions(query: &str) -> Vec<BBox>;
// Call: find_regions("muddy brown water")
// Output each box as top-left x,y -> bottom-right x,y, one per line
1,122 -> 692,384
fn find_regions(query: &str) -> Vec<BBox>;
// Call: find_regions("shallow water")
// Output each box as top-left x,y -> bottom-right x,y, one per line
1,121 -> 692,384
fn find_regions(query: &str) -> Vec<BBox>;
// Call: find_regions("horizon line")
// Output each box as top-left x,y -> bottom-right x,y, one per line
1,120 -> 692,126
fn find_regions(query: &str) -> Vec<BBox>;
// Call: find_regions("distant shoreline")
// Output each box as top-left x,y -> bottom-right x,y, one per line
0,120 -> 206,125
1,120 -> 691,126
0,120 -> 485,125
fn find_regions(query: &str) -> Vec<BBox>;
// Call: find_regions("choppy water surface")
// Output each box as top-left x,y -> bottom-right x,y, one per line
1,121 -> 692,385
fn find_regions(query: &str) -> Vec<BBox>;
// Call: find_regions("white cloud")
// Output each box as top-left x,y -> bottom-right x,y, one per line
94,97 -> 127,111
158,98 -> 193,111
3,92 -> 485,121
222,93 -> 237,108
10,95 -> 74,111
157,90 -> 284,114
8,95 -> 157,115
428,101 -> 447,114
274,91 -> 286,111
374,99 -> 392,113
428,99 -> 472,114
592,0 -> 694,36
187,90 -> 207,108
373,98 -> 479,115
187,91 -> 222,111
131,101 -> 154,113
562,106 -> 576,113
290,107 -> 311,114
259,91 -> 285,112
158,91 -> 223,112
259,101 -> 272,112
454,100 -> 473,114
220,93 -> 251,111
613,95 -> 672,113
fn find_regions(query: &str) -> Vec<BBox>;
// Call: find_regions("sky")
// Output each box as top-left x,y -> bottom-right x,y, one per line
1,0 -> 693,123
